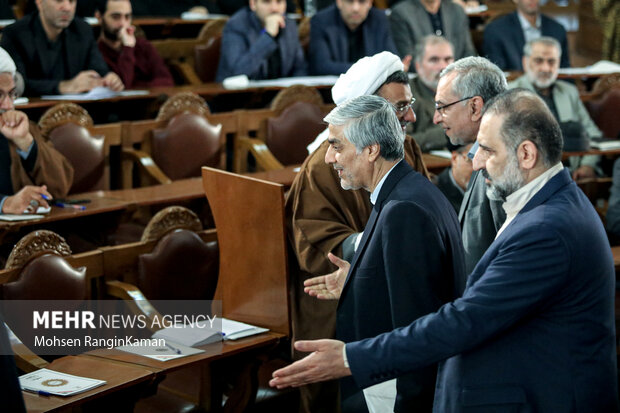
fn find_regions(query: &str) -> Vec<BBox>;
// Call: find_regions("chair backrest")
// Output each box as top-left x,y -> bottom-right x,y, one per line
266,101 -> 326,165
585,79 -> 620,139
2,230 -> 86,301
147,93 -> 224,179
194,18 -> 227,83
269,85 -> 324,116
129,206 -> 219,301
38,103 -> 109,193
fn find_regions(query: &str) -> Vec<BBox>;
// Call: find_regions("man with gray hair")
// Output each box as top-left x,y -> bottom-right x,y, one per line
433,56 -> 507,274
0,46 -> 73,215
408,35 -> 454,152
509,36 -> 603,180
271,88 -> 618,413
287,51 -> 429,413
302,95 -> 465,412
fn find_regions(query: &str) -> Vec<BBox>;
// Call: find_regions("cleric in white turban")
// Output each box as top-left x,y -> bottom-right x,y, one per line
0,47 -> 23,97
307,52 -> 404,153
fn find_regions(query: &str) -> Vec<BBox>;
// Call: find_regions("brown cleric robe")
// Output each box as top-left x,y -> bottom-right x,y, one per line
285,135 -> 428,413
8,122 -> 73,198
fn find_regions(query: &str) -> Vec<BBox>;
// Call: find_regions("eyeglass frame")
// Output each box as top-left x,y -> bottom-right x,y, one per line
394,97 -> 416,115
434,95 -> 475,116
0,88 -> 18,102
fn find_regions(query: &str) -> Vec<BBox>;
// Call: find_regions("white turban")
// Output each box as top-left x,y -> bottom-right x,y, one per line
331,51 -> 404,105
0,47 -> 15,76
307,52 -> 404,153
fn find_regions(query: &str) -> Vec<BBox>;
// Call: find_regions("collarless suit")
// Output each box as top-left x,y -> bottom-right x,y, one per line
337,160 -> 466,412
347,168 -> 618,412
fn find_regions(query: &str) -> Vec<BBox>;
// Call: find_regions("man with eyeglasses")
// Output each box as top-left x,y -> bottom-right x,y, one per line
432,56 -> 507,274
0,47 -> 73,215
287,51 -> 457,413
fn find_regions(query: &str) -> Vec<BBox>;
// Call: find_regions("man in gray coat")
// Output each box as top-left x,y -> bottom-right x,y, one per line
432,57 -> 507,274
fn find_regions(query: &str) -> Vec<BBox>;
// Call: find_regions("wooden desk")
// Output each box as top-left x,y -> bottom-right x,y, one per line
22,355 -> 154,413
422,153 -> 451,174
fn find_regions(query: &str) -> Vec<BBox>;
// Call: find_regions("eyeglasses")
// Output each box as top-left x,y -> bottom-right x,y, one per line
434,96 -> 475,116
0,89 -> 18,102
394,97 -> 416,115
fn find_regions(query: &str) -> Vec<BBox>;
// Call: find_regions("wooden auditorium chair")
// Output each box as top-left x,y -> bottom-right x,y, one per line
123,92 -> 224,187
235,85 -> 328,171
38,103 -> 112,193
194,18 -> 228,83
0,230 -> 154,412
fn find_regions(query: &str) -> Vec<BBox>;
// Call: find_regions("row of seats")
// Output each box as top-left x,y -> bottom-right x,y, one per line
37,86 -> 334,194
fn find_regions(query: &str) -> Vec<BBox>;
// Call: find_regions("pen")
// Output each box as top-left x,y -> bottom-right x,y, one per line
24,389 -> 52,396
41,194 -> 50,201
166,343 -> 182,354
55,203 -> 86,210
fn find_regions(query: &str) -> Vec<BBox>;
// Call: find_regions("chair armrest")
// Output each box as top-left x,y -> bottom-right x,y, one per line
236,136 -> 284,172
105,280 -> 164,332
169,61 -> 203,86
6,324 -> 48,373
122,147 -> 172,186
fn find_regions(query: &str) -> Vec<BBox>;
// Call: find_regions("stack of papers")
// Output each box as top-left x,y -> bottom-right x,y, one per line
0,206 -> 50,221
151,317 -> 269,347
590,138 -> 620,150
20,369 -> 106,396
41,87 -> 150,101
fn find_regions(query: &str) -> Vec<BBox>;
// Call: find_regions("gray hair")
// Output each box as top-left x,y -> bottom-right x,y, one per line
523,36 -> 562,58
324,95 -> 405,161
441,56 -> 507,103
483,88 -> 563,167
414,35 -> 453,64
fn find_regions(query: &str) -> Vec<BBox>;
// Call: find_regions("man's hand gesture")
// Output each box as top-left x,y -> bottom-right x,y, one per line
304,253 -> 349,300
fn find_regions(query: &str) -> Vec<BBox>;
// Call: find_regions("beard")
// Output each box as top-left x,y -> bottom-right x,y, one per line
102,23 -> 120,42
483,156 -> 525,201
526,70 -> 557,89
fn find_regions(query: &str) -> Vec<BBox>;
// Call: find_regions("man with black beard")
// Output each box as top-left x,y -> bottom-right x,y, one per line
96,0 -> 174,88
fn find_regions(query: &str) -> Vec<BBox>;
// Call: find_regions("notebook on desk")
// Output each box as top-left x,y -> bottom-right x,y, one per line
19,368 -> 106,396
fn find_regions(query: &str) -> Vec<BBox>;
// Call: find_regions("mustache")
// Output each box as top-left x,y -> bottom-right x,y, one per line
481,169 -> 490,180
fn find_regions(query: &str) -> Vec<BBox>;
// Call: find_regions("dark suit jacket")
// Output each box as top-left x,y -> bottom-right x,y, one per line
0,13 -> 110,96
308,5 -> 398,75
436,167 -> 463,213
0,314 -> 25,413
458,168 -> 505,274
337,160 -> 466,412
347,168 -> 618,412
216,7 -> 307,81
483,11 -> 570,71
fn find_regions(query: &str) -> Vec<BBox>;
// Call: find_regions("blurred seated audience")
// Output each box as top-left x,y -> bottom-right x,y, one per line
435,142 -> 473,213
308,0 -> 402,75
483,0 -> 569,71
1,0 -> 123,96
96,0 -> 174,88
408,35 -> 454,152
0,47 -> 73,214
508,37 -> 602,180
389,0 -> 476,68
216,0 -> 307,81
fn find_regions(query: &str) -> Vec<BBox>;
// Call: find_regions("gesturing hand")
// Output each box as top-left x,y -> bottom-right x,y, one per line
304,253 -> 349,300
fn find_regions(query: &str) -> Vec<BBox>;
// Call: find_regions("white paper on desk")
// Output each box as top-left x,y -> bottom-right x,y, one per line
429,150 -> 452,159
465,4 -> 488,14
116,339 -> 204,361
248,76 -> 339,88
221,318 -> 269,341
19,368 -> 106,396
0,213 -> 45,221
14,97 -> 29,106
119,89 -> 150,97
152,320 -> 223,347
559,60 -> 620,76
0,19 -> 15,26
41,86 -> 119,101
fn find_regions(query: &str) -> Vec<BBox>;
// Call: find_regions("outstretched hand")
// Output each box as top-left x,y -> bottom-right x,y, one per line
304,253 -> 349,300
269,339 -> 351,388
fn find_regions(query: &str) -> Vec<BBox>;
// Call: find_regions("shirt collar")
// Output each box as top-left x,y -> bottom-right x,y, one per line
502,162 -> 564,218
370,160 -> 401,205
517,11 -> 541,31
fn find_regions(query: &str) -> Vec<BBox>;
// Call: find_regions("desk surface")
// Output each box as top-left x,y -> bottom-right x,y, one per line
22,355 -> 153,413
85,332 -> 282,374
